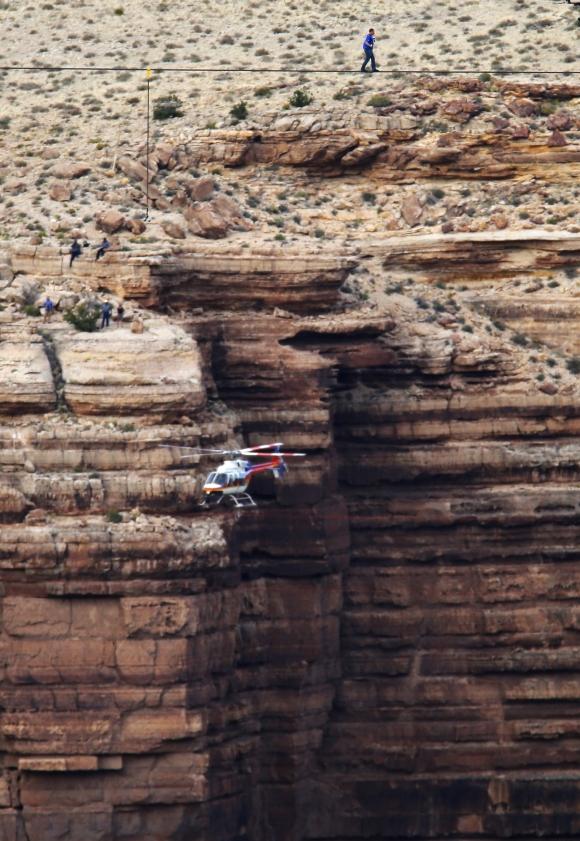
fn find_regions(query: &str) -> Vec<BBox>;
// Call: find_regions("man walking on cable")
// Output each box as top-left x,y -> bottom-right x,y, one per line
361,28 -> 378,73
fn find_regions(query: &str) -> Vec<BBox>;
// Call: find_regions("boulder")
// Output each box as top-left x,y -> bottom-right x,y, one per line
185,175 -> 215,202
506,98 -> 538,118
153,142 -> 177,169
117,156 -> 149,182
401,194 -> 424,227
148,185 -> 171,211
126,218 -> 147,235
52,161 -> 91,179
162,221 -> 187,239
211,194 -> 246,223
131,317 -> 145,334
410,99 -> 438,116
184,203 -> 230,239
491,214 -> 509,230
547,111 -> 573,131
170,189 -> 189,209
511,125 -> 530,140
182,194 -> 249,239
4,178 -> 25,194
548,129 -> 567,147
492,117 -> 510,131
96,210 -> 126,234
49,182 -> 72,202
441,98 -> 484,124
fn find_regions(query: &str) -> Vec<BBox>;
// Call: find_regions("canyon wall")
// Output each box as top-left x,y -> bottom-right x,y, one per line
2,80 -> 580,840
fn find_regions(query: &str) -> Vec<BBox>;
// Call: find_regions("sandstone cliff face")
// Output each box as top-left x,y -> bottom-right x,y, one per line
2,80 -> 580,841
10,244 -> 355,314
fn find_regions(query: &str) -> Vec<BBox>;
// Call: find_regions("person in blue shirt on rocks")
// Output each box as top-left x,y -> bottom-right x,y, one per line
95,237 -> 110,261
100,301 -> 113,329
361,28 -> 378,73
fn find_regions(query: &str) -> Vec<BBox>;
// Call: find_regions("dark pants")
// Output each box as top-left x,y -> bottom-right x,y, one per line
70,253 -> 79,267
101,313 -> 110,328
95,248 -> 108,261
361,47 -> 377,72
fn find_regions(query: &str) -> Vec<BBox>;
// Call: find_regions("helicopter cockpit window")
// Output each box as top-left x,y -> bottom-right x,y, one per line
207,472 -> 228,486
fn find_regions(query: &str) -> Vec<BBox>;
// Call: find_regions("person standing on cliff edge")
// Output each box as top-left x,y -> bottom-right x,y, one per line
361,28 -> 378,73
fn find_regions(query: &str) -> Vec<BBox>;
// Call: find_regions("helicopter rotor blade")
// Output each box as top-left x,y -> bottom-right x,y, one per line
243,451 -> 306,458
156,446 -> 241,455
242,442 -> 284,452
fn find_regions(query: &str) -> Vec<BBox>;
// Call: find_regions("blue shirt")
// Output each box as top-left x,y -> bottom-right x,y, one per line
363,33 -> 375,50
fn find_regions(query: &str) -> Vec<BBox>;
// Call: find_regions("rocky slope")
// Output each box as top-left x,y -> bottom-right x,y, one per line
1,74 -> 580,841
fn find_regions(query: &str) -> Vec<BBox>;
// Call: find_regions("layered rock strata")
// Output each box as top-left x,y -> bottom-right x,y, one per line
9,244 -> 355,313
4,234 -> 580,839
3,82 -> 580,841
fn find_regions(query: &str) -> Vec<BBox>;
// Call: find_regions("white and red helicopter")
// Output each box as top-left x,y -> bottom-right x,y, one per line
164,442 -> 306,508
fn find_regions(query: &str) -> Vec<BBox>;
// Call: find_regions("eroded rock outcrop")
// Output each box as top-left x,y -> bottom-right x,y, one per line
8,243 -> 356,313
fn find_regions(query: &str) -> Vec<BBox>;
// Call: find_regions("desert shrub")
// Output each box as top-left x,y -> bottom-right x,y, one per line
22,304 -> 41,317
230,100 -> 248,122
106,510 -> 122,523
254,86 -> 273,98
288,89 -> 313,108
362,191 -> 376,205
387,282 -> 404,293
367,94 -> 391,108
567,356 -> 580,374
64,302 -> 99,332
153,94 -> 184,120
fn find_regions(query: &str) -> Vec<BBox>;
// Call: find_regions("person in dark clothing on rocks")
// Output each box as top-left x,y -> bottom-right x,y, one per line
361,28 -> 378,73
69,238 -> 82,268
101,301 -> 113,329
95,237 -> 110,261
116,302 -> 125,325
43,296 -> 54,322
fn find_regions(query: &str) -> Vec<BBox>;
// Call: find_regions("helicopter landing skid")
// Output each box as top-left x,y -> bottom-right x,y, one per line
200,492 -> 257,509
228,492 -> 257,509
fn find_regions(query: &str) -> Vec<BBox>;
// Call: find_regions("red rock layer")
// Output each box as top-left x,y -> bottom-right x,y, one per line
188,306 -> 580,840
